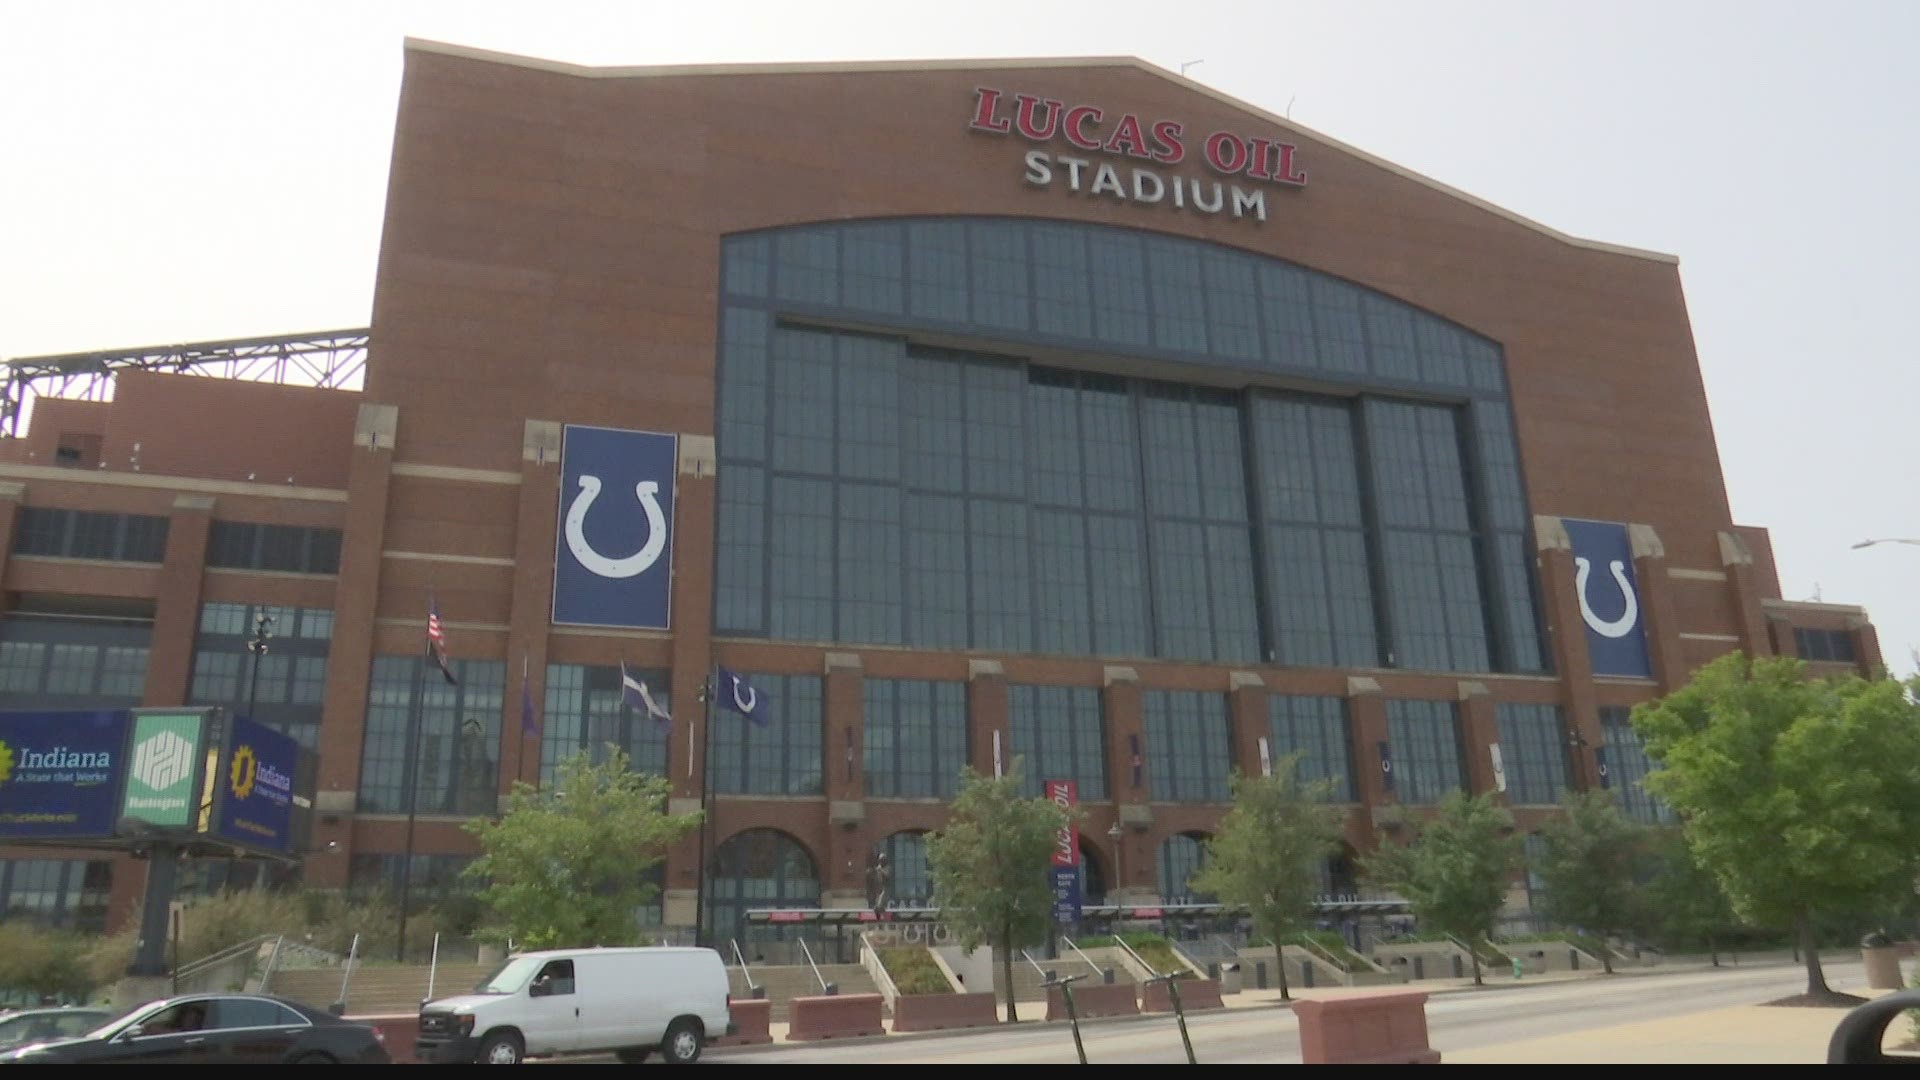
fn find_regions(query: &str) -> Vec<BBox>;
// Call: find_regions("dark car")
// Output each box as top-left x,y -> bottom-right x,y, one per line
0,1008 -> 114,1050
0,994 -> 389,1065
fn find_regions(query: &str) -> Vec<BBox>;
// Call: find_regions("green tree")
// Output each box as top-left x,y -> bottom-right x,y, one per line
1633,654 -> 1920,998
1361,791 -> 1519,986
463,750 -> 699,950
0,924 -> 94,1002
1190,761 -> 1345,1000
1641,829 -> 1738,965
925,767 -> 1069,1023
1533,791 -> 1649,974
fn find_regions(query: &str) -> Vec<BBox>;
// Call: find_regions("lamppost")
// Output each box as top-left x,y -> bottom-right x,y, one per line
1851,538 -> 1920,550
1107,822 -> 1125,905
244,612 -> 274,720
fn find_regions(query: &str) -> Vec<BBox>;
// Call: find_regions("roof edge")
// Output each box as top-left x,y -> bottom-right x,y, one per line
401,37 -> 1681,267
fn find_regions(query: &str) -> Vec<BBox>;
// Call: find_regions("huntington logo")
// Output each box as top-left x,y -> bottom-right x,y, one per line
121,713 -> 202,828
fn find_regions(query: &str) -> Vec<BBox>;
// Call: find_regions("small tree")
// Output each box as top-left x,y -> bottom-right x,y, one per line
1361,791 -> 1519,986
925,767 -> 1069,1023
1533,791 -> 1648,974
1634,654 -> 1920,999
1191,761 -> 1344,1000
464,750 -> 698,950
1641,829 -> 1738,965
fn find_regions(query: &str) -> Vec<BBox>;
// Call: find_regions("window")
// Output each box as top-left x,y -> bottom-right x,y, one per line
539,664 -> 670,786
1794,627 -> 1858,664
213,999 -> 303,1030
1142,690 -> 1232,802
187,603 -> 331,749
715,219 -> 1545,676
1496,704 -> 1569,806
533,960 -> 576,996
1523,833 -> 1550,913
863,679 -> 967,799
703,829 -> 820,947
12,507 -> 168,562
1006,685 -> 1106,799
357,658 -> 504,815
205,522 -> 342,574
0,616 -> 150,709
0,859 -> 111,931
1601,707 -> 1675,825
1386,699 -> 1464,805
708,674 -> 822,796
347,854 -> 475,900
1267,695 -> 1353,801
879,831 -> 932,906
1157,833 -> 1212,903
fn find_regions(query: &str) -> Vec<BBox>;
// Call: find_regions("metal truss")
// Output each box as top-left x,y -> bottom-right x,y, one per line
1,329 -> 371,437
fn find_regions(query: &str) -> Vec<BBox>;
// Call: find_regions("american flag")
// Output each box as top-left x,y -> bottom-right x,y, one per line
427,594 -> 457,685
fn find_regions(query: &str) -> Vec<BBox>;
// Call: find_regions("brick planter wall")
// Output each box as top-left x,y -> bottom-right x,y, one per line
349,1015 -> 418,1064
1045,981 -> 1140,1021
786,993 -> 887,1041
712,999 -> 772,1047
1140,978 -> 1224,1013
890,992 -> 1000,1033
1292,991 -> 1440,1064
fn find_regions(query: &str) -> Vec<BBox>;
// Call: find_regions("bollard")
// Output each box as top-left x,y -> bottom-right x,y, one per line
1412,957 -> 1424,980
1569,949 -> 1579,971
1450,955 -> 1463,979
1255,961 -> 1268,989
1300,960 -> 1314,989
1103,966 -> 1115,985
1511,957 -> 1522,980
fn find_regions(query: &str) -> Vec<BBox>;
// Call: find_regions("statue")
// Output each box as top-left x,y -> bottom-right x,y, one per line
865,852 -> 893,916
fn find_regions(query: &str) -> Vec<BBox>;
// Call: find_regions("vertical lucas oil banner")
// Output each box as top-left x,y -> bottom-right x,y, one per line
552,425 -> 678,630
1562,518 -> 1652,679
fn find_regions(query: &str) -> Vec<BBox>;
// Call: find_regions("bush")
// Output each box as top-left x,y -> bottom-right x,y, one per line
1299,930 -> 1365,971
1075,932 -> 1191,978
0,923 -> 95,1002
878,948 -> 952,995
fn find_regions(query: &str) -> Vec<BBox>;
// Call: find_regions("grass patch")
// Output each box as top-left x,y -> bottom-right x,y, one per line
1297,931 -> 1366,972
877,947 -> 952,995
1075,933 -> 1192,978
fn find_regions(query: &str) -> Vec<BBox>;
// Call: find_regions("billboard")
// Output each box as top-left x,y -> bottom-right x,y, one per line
120,711 -> 207,828
552,425 -> 678,630
0,711 -> 128,840
1563,518 -> 1653,679
212,716 -> 299,855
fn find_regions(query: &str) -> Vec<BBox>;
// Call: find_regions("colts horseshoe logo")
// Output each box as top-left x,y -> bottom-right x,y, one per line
1574,556 -> 1639,639
564,475 -> 668,580
730,678 -> 758,714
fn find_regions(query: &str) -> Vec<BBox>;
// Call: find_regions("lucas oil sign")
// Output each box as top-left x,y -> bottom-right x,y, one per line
552,425 -> 678,630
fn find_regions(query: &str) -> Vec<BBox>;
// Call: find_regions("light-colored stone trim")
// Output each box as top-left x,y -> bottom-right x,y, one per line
171,493 -> 215,512
966,658 -> 1004,680
391,462 -> 522,485
0,462 -> 346,502
204,567 -> 338,581
1668,568 -> 1728,581
549,625 -> 672,641
0,482 -> 24,501
382,550 -> 514,567
1228,671 -> 1264,690
679,434 -> 717,479
1678,632 -> 1740,643
354,402 -> 397,450
374,617 -> 511,633
403,39 -> 1677,265
1762,597 -> 1869,616
1533,515 -> 1570,552
1102,665 -> 1138,686
1457,681 -> 1490,700
824,652 -> 862,673
1718,530 -> 1754,567
1628,523 -> 1664,560
10,554 -> 160,570
523,420 -> 562,466
1346,675 -> 1382,696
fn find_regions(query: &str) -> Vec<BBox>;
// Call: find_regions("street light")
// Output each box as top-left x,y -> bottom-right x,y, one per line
1107,822 -> 1124,904
1851,538 -> 1920,550
244,612 -> 275,719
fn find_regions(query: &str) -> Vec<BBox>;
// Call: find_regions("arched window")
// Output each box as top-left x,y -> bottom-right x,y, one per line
703,829 -> 820,950
877,831 -> 931,908
1157,832 -> 1213,904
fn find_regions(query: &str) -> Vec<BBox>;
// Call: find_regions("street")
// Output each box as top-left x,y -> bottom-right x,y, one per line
709,960 -> 1867,1064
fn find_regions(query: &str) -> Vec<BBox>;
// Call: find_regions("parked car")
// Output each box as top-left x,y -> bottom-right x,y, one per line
415,946 -> 734,1064
0,994 -> 389,1064
0,1008 -> 114,1050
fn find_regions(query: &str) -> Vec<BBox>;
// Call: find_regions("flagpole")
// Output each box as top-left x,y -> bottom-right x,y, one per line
395,642 -> 428,962
692,664 -> 717,948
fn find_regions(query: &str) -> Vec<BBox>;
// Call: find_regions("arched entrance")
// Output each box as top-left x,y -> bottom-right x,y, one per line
704,828 -> 820,958
1157,832 -> 1214,904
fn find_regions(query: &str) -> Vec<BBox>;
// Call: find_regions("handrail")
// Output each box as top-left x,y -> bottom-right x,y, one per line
424,933 -> 441,1004
1448,932 -> 1508,965
1292,934 -> 1354,974
796,937 -> 830,993
1109,934 -> 1161,978
860,933 -> 901,1006
256,936 -> 286,992
1019,949 -> 1052,980
1060,937 -> 1104,978
174,933 -> 278,981
332,933 -> 360,1015
728,939 -> 760,994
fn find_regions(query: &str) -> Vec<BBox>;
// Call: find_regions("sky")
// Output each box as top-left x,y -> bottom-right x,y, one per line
2,0 -> 1916,674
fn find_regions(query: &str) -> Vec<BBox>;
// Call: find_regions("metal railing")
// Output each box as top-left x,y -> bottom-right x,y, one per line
1059,937 -> 1106,980
1109,935 -> 1162,979
331,934 -> 361,1015
795,937 -> 835,995
423,933 -> 441,1004
728,939 -> 762,998
174,934 -> 278,993
859,933 -> 901,1008
1291,934 -> 1354,975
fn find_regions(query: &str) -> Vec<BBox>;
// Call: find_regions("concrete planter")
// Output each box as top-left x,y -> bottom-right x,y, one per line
712,999 -> 772,1046
1140,978 -> 1224,1013
1291,990 -> 1439,1064
786,993 -> 886,1041
889,992 -> 999,1033
1045,981 -> 1139,1020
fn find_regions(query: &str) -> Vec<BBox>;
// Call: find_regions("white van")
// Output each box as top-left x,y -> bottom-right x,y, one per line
413,947 -> 734,1064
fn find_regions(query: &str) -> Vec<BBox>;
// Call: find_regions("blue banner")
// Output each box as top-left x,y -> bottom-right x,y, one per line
553,425 -> 678,630
1050,866 -> 1082,925
1563,518 -> 1652,678
214,716 -> 298,853
0,711 -> 129,840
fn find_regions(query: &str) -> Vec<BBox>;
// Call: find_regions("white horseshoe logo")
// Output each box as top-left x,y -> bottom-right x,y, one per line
565,475 -> 667,579
1574,556 -> 1639,639
731,679 -> 758,714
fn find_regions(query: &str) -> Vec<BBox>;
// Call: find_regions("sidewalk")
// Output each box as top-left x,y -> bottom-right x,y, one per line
1449,988 -> 1908,1064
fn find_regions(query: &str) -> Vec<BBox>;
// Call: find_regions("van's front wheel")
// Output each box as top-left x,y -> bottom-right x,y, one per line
661,1019 -> 703,1064
478,1031 -> 525,1065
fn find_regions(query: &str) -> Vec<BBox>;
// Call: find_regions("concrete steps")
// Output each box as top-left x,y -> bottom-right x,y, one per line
269,963 -> 493,1016
728,964 -> 878,1021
